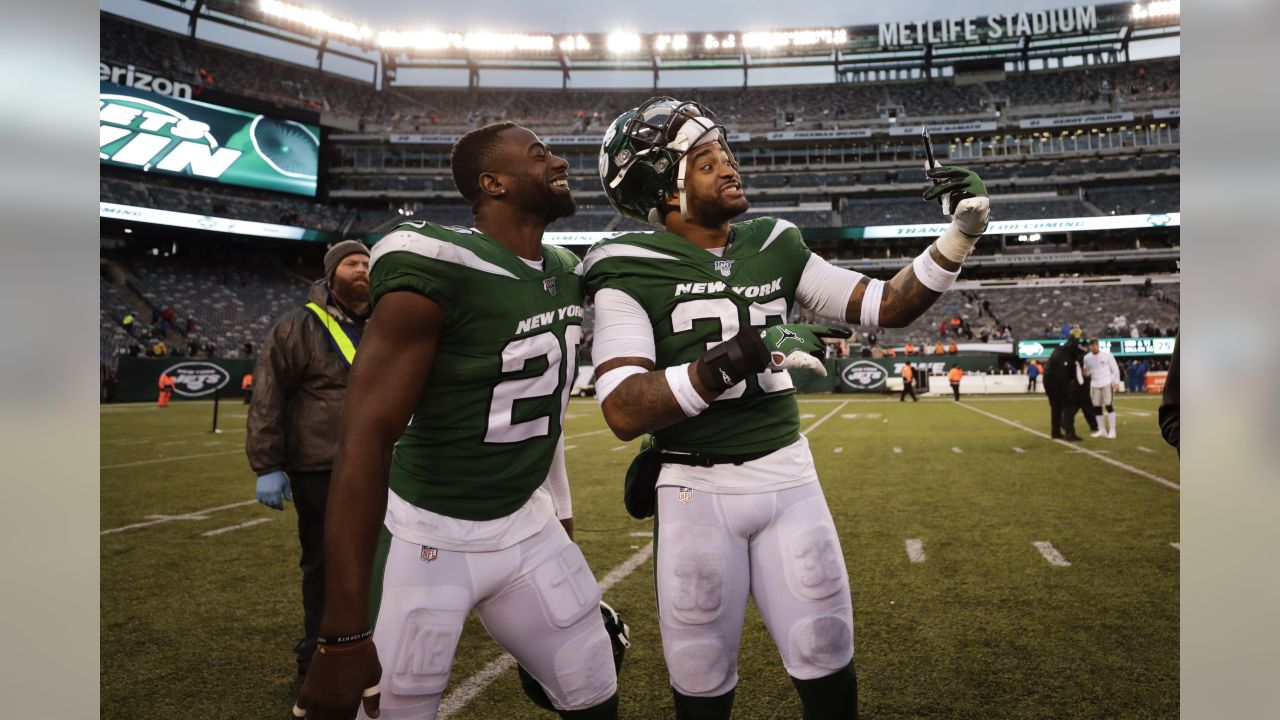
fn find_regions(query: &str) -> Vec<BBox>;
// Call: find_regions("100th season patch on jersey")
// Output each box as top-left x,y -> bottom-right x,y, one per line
584,217 -> 813,455
370,221 -> 584,521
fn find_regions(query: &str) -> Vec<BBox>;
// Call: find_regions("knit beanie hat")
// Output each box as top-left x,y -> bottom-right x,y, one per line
324,240 -> 370,282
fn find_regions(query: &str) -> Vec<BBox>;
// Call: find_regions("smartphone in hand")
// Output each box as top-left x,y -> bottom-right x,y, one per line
922,128 -> 950,216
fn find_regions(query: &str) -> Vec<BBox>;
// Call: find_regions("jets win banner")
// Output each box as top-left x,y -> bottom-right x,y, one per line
99,81 -> 321,197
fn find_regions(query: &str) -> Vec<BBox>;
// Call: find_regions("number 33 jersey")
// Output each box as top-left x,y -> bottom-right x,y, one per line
370,222 -> 584,521
583,217 -> 813,457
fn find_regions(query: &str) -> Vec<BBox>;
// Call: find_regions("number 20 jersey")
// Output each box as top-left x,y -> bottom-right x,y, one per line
583,217 -> 814,456
369,222 -> 584,521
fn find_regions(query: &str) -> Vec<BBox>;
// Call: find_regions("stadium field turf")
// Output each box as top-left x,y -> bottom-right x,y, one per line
101,393 -> 1178,719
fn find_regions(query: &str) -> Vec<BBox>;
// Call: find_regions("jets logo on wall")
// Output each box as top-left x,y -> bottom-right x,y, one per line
713,259 -> 735,277
163,361 -> 231,397
841,360 -> 887,390
543,277 -> 557,296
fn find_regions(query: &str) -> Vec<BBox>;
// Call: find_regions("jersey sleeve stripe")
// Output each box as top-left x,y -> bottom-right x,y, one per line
759,218 -> 799,251
371,230 -> 518,280
582,243 -> 679,275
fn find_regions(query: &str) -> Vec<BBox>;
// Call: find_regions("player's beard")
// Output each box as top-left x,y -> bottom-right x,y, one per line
688,188 -> 749,228
519,178 -> 577,225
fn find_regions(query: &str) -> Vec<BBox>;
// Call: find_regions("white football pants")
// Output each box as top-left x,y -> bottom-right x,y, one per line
361,518 -> 617,718
653,480 -> 855,698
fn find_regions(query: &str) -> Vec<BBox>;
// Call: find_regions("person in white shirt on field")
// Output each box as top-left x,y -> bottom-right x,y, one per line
1082,338 -> 1122,438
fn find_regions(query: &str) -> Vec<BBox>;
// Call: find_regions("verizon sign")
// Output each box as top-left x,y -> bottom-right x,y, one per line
99,63 -> 193,99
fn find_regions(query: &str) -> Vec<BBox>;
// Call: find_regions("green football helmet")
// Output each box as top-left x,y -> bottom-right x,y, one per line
599,97 -> 736,226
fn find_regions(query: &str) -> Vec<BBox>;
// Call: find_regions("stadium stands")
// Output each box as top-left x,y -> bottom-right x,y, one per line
859,281 -> 1181,350
118,257 -> 311,360
100,174 -> 351,232
103,14 -> 1179,133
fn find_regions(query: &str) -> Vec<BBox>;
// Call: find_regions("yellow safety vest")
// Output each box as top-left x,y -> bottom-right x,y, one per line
305,302 -> 358,366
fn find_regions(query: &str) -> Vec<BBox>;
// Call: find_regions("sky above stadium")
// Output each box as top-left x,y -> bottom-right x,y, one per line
102,0 -> 1178,87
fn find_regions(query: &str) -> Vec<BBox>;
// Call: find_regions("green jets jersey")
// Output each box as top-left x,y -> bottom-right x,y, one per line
584,217 -> 813,455
369,221 -> 585,521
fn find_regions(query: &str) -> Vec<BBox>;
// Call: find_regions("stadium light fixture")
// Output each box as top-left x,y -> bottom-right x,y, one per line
1130,1 -> 1179,20
653,34 -> 689,54
607,32 -> 643,54
463,32 -> 554,52
377,29 -> 458,51
258,0 -> 372,43
741,29 -> 847,51
559,34 -> 591,53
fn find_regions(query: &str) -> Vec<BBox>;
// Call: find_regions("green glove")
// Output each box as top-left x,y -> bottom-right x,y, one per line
924,165 -> 990,236
759,323 -> 852,377
923,165 -> 987,204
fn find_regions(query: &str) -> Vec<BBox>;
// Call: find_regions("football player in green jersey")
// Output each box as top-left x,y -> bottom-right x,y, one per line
293,123 -> 621,720
585,98 -> 991,720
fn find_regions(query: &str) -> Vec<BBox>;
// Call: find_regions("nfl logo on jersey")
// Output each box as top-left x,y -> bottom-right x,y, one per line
713,259 -> 735,277
543,277 -> 557,296
420,546 -> 438,562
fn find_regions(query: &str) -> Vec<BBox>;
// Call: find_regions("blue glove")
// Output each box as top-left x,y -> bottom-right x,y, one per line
256,471 -> 292,511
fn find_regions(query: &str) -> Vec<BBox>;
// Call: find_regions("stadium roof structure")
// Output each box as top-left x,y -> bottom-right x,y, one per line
135,0 -> 1179,87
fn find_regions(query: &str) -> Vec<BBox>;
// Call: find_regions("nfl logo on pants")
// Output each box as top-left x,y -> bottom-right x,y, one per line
420,546 -> 438,561
678,487 -> 694,503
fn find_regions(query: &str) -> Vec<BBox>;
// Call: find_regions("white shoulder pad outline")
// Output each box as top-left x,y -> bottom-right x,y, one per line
370,230 -> 518,279
582,242 -> 679,275
759,217 -> 800,252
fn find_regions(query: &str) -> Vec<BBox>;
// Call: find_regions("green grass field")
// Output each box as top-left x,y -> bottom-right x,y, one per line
101,393 -> 1178,719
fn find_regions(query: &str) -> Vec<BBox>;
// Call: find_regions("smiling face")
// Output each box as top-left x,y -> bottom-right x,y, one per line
489,125 -> 576,224
664,141 -> 749,228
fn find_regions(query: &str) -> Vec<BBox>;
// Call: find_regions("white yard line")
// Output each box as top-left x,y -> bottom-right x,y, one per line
954,402 -> 1179,491
833,447 -> 844,454
892,447 -> 902,454
436,543 -> 654,719
1012,447 -> 1026,454
566,428 -> 612,440
951,446 -> 963,454
1033,541 -> 1071,567
610,445 -> 628,452
1137,446 -> 1155,453
202,518 -> 273,537
800,401 -> 850,436
1171,542 -> 1180,551
564,445 -> 577,451
905,539 -> 926,564
101,499 -> 258,535
102,449 -> 243,470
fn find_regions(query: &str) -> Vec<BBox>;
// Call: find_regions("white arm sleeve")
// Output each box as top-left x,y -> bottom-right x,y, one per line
795,254 -> 864,322
590,288 -> 656,365
1108,353 -> 1121,385
541,436 -> 571,520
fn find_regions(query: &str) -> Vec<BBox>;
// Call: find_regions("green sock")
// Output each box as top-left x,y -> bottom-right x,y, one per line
672,687 -> 736,720
791,662 -> 858,719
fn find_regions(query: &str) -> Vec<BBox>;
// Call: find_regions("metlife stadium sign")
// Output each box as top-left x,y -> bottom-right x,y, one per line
100,81 -> 320,197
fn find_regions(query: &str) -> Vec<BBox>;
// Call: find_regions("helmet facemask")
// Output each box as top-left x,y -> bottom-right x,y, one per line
601,97 -> 737,226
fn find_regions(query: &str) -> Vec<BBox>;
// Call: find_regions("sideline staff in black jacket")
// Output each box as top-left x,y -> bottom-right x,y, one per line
1044,337 -> 1086,441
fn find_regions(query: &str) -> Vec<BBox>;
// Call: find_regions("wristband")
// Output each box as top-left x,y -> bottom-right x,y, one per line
665,363 -> 710,417
859,279 -> 884,328
912,249 -> 961,293
316,629 -> 373,646
694,325 -> 770,392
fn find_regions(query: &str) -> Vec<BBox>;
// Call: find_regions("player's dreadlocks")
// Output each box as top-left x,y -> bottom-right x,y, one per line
450,122 -> 517,207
